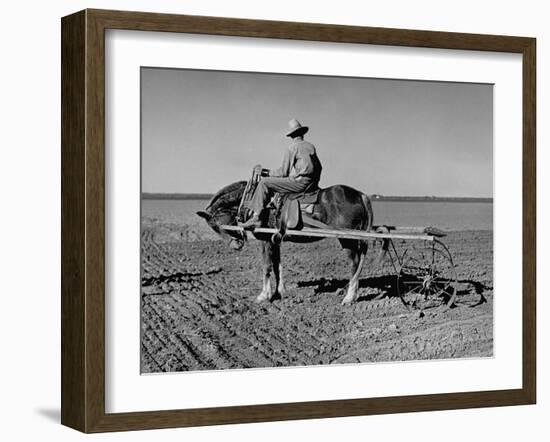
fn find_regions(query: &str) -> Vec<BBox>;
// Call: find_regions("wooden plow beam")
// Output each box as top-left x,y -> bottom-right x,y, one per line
220,225 -> 436,242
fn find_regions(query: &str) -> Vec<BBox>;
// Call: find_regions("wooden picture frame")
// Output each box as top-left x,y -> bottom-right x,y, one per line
61,9 -> 536,433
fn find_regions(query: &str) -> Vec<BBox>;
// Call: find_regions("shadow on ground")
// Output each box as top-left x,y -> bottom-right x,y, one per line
298,275 -> 397,300
298,275 -> 492,307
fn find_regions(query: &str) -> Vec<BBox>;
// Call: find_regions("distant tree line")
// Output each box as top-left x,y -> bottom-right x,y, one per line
143,192 -> 493,203
370,194 -> 493,203
142,193 -> 213,200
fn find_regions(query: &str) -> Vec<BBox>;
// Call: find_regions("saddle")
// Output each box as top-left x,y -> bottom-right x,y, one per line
272,185 -> 321,231
237,170 -> 321,240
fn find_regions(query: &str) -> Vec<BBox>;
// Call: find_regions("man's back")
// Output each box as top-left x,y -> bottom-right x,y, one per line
272,140 -> 322,184
290,141 -> 318,179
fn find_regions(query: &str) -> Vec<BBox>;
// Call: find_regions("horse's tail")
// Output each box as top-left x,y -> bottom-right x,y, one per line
361,193 -> 374,232
362,193 -> 390,259
350,193 -> 371,255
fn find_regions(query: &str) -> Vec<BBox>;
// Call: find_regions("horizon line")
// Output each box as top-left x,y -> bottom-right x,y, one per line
142,192 -> 493,202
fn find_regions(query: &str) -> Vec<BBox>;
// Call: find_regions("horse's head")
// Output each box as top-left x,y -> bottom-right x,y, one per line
196,181 -> 247,251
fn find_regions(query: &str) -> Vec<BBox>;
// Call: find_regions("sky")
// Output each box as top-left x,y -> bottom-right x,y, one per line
141,68 -> 493,197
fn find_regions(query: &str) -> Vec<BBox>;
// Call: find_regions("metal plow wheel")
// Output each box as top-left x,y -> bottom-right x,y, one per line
397,239 -> 458,312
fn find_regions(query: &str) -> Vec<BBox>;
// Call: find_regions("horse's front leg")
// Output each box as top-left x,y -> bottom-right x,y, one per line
256,241 -> 275,303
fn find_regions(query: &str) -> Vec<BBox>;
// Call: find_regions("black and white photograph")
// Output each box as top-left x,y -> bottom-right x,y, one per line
2,0 -> 545,439
140,67 -> 494,373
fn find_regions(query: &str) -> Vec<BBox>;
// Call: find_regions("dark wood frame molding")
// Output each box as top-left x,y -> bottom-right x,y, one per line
61,9 -> 536,433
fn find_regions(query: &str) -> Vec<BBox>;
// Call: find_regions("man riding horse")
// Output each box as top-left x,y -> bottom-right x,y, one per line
240,119 -> 323,230
198,118 -> 376,305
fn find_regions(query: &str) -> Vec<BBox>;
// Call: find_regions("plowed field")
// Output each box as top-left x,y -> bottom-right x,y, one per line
141,223 -> 493,373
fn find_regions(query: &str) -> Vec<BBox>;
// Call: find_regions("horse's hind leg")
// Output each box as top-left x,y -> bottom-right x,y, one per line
369,240 -> 390,300
341,241 -> 367,305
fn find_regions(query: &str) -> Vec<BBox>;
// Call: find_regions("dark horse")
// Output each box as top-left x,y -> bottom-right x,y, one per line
197,181 -> 377,305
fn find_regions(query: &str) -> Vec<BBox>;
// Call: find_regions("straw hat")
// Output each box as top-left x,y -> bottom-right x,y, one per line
285,119 -> 309,137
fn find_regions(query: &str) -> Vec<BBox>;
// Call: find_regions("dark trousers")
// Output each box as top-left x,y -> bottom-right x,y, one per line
250,177 -> 311,214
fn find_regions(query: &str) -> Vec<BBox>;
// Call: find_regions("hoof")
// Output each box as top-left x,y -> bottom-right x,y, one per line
255,292 -> 271,303
341,295 -> 356,306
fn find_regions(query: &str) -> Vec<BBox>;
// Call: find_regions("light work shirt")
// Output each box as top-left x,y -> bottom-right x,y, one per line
269,140 -> 322,183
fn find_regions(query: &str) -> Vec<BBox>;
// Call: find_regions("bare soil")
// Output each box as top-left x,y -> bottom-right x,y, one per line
141,225 -> 493,372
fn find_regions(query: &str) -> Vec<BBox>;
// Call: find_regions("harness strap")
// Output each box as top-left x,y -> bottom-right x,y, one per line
301,214 -> 330,229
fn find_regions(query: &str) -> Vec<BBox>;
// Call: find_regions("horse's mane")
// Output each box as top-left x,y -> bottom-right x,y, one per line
205,181 -> 247,214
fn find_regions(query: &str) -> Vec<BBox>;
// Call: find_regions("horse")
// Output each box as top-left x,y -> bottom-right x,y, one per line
196,181 -> 381,305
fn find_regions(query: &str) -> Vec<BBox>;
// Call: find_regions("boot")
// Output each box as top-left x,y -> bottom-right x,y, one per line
240,213 -> 262,230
